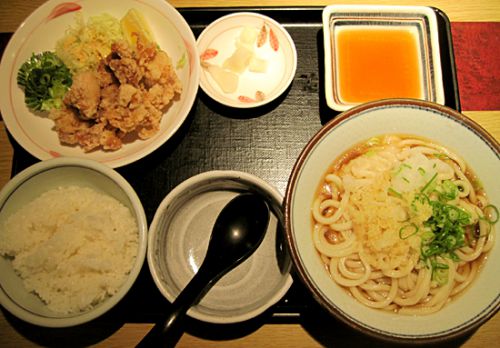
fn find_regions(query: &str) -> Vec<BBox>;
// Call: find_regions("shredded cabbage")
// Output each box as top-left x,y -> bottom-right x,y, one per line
55,12 -> 124,72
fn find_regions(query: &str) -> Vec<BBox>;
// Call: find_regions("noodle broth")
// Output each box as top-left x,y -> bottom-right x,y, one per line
312,134 -> 496,315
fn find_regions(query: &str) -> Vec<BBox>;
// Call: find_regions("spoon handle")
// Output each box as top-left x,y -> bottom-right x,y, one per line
137,265 -> 216,348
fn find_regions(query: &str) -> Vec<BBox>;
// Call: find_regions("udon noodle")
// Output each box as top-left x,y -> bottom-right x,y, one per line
312,135 -> 497,315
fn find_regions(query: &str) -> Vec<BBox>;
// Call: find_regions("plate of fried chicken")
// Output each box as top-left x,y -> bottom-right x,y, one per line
0,0 -> 200,168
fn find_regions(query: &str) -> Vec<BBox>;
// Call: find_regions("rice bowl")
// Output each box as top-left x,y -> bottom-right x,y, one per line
0,186 -> 139,314
0,157 -> 147,327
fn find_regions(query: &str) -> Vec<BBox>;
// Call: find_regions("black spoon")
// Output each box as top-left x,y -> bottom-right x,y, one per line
137,192 -> 270,348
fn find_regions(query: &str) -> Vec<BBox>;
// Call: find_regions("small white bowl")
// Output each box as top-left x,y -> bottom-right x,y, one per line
322,5 -> 445,112
197,12 -> 297,108
285,99 -> 499,343
0,157 -> 147,327
148,170 -> 293,323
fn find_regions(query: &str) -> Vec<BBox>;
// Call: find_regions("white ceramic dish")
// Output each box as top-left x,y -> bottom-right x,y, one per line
197,12 -> 297,108
0,157 -> 147,327
285,99 -> 499,343
322,5 -> 445,112
0,0 -> 199,168
148,170 -> 293,324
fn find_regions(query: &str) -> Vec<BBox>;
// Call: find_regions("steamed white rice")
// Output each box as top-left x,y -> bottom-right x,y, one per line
0,186 -> 138,314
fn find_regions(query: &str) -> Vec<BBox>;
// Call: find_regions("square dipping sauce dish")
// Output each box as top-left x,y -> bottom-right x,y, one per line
322,5 -> 445,112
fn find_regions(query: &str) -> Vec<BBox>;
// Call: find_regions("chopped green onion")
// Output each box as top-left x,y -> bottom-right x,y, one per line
482,204 -> 499,224
404,173 -> 493,286
393,163 -> 412,177
364,150 -> 376,157
415,193 -> 471,281
448,208 -> 459,221
421,230 -> 435,243
176,52 -> 187,69
449,251 -> 461,262
433,153 -> 449,160
421,172 -> 438,193
388,187 -> 403,199
17,52 -> 72,111
399,223 -> 419,239
366,137 -> 380,146
438,180 -> 458,202
472,178 -> 484,191
410,193 -> 431,213
431,260 -> 449,285
432,261 -> 449,270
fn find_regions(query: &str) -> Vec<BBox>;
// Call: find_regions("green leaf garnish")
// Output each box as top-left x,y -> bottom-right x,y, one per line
17,52 -> 72,111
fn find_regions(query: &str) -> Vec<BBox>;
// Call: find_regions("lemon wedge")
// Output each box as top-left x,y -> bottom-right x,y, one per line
121,9 -> 155,46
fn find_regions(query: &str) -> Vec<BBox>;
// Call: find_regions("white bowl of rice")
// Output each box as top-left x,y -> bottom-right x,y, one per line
0,157 -> 147,327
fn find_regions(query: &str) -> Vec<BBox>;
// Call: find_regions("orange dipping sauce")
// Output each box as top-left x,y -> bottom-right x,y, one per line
335,27 -> 423,104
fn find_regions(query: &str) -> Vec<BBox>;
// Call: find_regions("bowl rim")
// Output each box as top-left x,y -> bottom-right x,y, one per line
284,98 -> 500,344
147,169 -> 293,324
0,157 -> 148,327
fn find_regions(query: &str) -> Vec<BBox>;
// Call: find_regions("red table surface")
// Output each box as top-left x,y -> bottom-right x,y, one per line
451,22 -> 500,111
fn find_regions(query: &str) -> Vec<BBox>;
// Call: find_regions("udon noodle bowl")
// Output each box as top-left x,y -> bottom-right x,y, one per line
312,134 -> 497,315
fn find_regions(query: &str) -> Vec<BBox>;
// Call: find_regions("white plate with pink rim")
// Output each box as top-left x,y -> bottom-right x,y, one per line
0,0 -> 199,168
196,12 -> 297,108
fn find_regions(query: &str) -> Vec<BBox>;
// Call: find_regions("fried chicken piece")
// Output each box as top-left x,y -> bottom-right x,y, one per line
141,49 -> 182,110
100,128 -> 123,151
108,57 -> 142,85
96,61 -> 116,88
100,108 -> 129,134
49,107 -> 91,145
135,38 -> 158,66
49,107 -> 122,152
143,51 -> 179,87
146,84 -> 177,110
100,83 -> 145,133
107,41 -> 144,85
137,102 -> 163,139
110,41 -> 134,59
119,84 -> 139,107
50,38 -> 183,152
100,84 -> 120,110
63,71 -> 101,120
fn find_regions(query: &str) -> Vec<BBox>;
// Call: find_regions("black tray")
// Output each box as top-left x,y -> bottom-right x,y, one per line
3,6 -> 461,344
